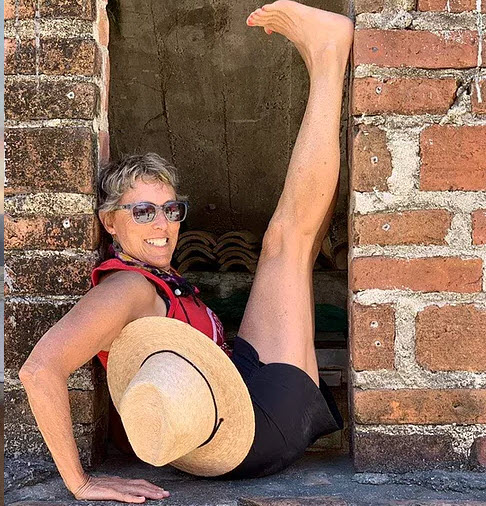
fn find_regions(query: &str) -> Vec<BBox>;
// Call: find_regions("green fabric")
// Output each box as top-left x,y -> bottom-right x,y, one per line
200,293 -> 347,333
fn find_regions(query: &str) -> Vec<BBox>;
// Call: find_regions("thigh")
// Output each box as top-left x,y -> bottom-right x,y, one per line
237,224 -> 318,381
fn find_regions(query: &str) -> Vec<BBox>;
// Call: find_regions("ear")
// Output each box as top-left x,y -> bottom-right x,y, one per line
98,210 -> 116,236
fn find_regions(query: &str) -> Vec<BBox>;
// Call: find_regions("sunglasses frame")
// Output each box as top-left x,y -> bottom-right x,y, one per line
113,200 -> 189,224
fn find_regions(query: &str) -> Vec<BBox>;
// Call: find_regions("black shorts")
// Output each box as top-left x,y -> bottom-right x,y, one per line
219,336 -> 344,479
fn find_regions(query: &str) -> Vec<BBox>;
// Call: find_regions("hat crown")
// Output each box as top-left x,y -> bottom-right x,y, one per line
108,316 -> 255,476
119,353 -> 216,466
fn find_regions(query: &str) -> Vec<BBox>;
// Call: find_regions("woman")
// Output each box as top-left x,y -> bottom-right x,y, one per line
19,1 -> 354,502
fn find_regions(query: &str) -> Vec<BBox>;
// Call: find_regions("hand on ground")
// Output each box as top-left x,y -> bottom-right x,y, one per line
73,475 -> 170,503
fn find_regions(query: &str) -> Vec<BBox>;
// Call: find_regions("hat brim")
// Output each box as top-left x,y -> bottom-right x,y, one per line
107,317 -> 255,476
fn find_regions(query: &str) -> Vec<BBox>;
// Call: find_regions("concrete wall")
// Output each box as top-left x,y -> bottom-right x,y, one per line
108,0 -> 351,239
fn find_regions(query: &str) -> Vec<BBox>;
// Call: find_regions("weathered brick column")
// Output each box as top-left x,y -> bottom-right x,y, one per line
4,0 -> 110,466
349,0 -> 486,471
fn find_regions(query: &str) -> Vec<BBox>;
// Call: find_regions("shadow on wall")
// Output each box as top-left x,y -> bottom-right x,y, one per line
108,0 -> 350,239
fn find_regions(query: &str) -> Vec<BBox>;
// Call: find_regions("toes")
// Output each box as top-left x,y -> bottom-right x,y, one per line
264,27 -> 273,34
246,13 -> 257,26
252,8 -> 265,21
246,9 -> 265,26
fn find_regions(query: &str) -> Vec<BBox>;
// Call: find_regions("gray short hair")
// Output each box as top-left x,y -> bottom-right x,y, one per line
97,153 -> 186,212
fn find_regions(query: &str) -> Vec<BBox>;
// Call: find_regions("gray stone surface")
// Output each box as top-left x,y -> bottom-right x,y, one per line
108,0 -> 350,239
5,452 -> 486,505
5,458 -> 57,494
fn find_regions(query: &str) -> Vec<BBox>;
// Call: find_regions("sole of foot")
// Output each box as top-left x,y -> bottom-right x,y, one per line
246,0 -> 354,69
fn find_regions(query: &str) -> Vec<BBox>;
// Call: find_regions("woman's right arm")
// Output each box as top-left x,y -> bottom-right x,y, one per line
19,271 -> 170,503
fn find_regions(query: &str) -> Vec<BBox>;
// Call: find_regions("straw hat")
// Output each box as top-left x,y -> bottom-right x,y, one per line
107,316 -> 255,476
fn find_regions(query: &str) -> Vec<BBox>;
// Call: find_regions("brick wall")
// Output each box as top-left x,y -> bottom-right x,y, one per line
349,0 -> 486,471
4,0 -> 110,466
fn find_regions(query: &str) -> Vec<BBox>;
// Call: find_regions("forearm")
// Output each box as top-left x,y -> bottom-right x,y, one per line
20,366 -> 89,493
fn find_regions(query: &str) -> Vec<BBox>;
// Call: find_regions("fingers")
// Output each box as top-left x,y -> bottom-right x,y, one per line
74,475 -> 170,503
115,478 -> 169,501
112,492 -> 146,503
126,480 -> 169,500
130,479 -> 170,499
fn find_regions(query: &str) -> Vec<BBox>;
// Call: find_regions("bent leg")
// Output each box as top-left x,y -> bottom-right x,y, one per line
238,1 -> 353,386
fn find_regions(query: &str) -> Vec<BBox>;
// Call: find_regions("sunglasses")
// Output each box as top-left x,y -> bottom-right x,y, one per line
113,201 -> 189,224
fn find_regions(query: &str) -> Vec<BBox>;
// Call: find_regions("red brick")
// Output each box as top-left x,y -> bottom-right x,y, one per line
5,215 -> 99,250
418,0 -> 486,11
4,0 -> 35,18
97,1 -> 109,47
5,128 -> 94,194
5,38 -> 99,76
6,388 -> 108,425
471,79 -> 486,114
354,30 -> 480,69
352,78 -> 457,115
4,39 -> 36,75
40,39 -> 98,76
99,129 -> 110,164
352,210 -> 452,246
4,417 -> 107,467
5,299 -> 75,369
350,303 -> 395,371
420,126 -> 486,190
5,80 -> 98,120
41,0 -> 95,19
350,256 -> 482,293
416,304 -> 486,372
354,389 -> 486,424
472,209 -> 486,244
4,0 -> 94,18
353,431 -> 462,472
5,253 -> 94,295
351,125 -> 392,192
469,436 -> 486,470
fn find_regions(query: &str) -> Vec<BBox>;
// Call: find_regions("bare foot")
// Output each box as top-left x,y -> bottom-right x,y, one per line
246,0 -> 354,73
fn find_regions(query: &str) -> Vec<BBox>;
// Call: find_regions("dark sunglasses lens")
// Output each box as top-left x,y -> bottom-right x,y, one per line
164,202 -> 186,222
132,203 -> 156,223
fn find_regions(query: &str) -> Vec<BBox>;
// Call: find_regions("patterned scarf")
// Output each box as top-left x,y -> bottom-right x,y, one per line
111,244 -> 200,301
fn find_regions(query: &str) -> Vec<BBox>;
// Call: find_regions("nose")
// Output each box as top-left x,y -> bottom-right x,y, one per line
152,209 -> 170,229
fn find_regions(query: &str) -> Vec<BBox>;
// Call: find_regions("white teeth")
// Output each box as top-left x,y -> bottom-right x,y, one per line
146,238 -> 168,246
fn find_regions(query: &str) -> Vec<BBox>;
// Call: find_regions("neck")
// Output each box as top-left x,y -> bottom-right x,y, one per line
114,248 -> 172,274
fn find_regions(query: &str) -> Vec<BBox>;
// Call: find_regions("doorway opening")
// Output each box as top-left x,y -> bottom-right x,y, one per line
108,0 -> 351,455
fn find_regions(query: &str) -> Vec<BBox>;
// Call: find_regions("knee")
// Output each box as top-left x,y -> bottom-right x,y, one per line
261,218 -> 315,259
261,221 -> 285,258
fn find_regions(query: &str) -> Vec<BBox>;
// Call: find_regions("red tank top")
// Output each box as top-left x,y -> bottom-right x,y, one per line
91,258 -> 231,369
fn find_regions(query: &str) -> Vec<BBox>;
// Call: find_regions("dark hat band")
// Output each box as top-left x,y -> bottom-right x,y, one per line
140,350 -> 223,448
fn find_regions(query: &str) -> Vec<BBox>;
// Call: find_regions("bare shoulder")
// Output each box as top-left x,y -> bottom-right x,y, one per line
23,269 -> 164,377
96,269 -> 157,293
87,269 -> 163,320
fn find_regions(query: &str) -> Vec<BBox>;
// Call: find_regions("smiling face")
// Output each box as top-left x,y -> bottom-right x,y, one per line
100,178 -> 181,270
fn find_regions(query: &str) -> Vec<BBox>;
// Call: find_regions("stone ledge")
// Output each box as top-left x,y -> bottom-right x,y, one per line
5,453 -> 486,506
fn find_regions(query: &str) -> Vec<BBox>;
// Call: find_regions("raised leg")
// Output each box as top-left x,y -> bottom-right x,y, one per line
238,0 -> 353,386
